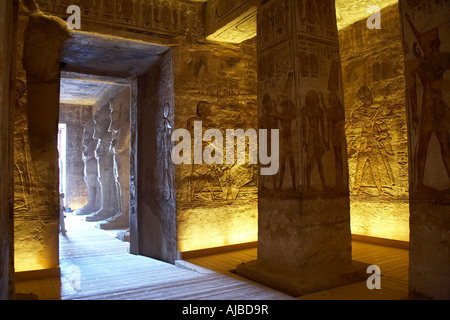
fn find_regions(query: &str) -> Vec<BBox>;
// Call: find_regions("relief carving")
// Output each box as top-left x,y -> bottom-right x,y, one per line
86,104 -> 118,222
186,101 -> 224,202
34,0 -> 204,40
347,85 -> 396,196
339,5 -> 409,198
259,93 -> 279,191
75,119 -> 100,215
302,90 -> 328,192
162,102 -> 174,201
14,80 -> 34,212
98,94 -> 131,230
276,74 -> 296,191
405,13 -> 450,193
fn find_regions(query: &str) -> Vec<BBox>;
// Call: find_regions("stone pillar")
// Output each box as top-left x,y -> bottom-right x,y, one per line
236,0 -> 367,296
98,88 -> 131,230
86,104 -> 118,222
398,0 -> 450,300
17,3 -> 69,274
75,119 -> 100,216
0,0 -> 18,300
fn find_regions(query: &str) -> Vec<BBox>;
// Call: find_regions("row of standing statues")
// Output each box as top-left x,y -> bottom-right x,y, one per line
75,97 -> 130,231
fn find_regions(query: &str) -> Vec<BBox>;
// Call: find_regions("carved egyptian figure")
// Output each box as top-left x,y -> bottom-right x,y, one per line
98,98 -> 130,229
75,119 -> 100,215
303,90 -> 328,191
349,85 -> 394,195
86,105 -> 118,222
162,103 -> 173,201
14,80 -> 33,212
260,93 -> 279,191
186,101 -> 223,201
405,14 -> 450,192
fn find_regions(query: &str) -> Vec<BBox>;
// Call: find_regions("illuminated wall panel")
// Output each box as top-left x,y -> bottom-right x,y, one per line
339,3 -> 409,242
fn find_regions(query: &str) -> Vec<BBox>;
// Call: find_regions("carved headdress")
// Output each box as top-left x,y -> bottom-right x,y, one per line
405,13 -> 440,57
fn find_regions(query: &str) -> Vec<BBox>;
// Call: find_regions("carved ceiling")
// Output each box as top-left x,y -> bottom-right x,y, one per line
203,0 -> 398,44
59,32 -> 166,107
58,0 -> 398,106
60,76 -> 125,107
335,0 -> 398,30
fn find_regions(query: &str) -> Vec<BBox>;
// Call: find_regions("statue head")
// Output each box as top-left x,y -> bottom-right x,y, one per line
108,98 -> 122,132
163,103 -> 170,119
357,85 -> 373,106
305,90 -> 320,108
196,101 -> 212,119
93,104 -> 111,139
262,93 -> 274,114
83,119 -> 95,141
16,80 -> 27,101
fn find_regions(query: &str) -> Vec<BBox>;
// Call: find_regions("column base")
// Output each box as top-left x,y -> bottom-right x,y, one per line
236,259 -> 370,297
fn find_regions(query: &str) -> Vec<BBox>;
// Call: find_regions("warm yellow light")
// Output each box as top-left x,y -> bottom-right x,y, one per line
14,220 -> 59,273
335,0 -> 398,30
178,203 -> 257,252
350,199 -> 409,242
67,200 -> 87,212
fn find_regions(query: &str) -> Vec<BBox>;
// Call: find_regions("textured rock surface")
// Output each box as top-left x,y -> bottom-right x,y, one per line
0,0 -> 17,299
86,104 -> 118,222
174,40 -> 258,252
98,87 -> 130,230
133,51 -> 178,263
14,6 -> 68,272
339,3 -> 409,241
236,0 -> 365,296
399,0 -> 450,299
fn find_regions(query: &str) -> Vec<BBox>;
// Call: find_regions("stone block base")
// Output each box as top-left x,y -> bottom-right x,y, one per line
236,259 -> 370,297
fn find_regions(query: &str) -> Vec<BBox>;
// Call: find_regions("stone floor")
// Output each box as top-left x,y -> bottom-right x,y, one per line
15,213 -> 409,300
15,213 -> 294,300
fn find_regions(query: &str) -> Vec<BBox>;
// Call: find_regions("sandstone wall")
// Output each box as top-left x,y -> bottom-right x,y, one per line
339,3 -> 409,242
398,0 -> 450,299
23,0 -> 259,260
174,40 -> 258,252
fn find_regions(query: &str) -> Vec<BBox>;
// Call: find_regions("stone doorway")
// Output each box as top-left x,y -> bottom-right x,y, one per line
55,31 -> 174,261
58,72 -> 132,241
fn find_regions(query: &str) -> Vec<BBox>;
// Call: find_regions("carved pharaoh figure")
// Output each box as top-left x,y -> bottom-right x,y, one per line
142,0 -> 152,26
98,97 -> 130,230
259,93 -> 279,191
186,101 -> 223,201
321,58 -> 347,191
302,90 -> 328,191
75,119 -> 100,216
276,72 -> 296,191
162,103 -> 173,201
321,90 -> 346,191
405,14 -> 450,192
276,96 -> 296,191
14,80 -> 34,212
348,85 -> 395,195
86,104 -> 118,222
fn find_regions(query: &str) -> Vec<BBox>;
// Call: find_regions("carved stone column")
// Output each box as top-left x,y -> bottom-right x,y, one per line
236,0 -> 368,296
75,119 -> 100,216
18,4 -> 69,274
98,89 -> 131,230
398,0 -> 450,300
86,104 -> 118,222
0,0 -> 18,300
